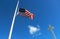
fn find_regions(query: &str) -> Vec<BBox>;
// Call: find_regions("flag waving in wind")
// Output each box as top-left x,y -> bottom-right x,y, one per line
18,8 -> 34,20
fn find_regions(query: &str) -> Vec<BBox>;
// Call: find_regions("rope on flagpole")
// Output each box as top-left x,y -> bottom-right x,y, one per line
8,0 -> 19,39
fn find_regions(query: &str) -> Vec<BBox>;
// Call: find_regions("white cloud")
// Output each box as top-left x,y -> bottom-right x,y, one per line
28,25 -> 40,35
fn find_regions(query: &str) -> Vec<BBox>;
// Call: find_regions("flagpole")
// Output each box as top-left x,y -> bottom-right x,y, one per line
48,25 -> 57,39
8,0 -> 19,39
50,30 -> 56,39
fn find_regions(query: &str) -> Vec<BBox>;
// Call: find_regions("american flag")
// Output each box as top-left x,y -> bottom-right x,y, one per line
18,8 -> 34,20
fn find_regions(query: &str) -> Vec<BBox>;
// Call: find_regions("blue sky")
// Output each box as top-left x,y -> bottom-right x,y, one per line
0,0 -> 60,39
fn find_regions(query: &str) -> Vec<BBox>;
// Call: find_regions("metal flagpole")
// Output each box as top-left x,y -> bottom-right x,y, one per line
51,30 -> 56,39
8,0 -> 19,39
48,25 -> 57,39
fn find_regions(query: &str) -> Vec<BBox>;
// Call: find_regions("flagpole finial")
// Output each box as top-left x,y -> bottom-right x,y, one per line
48,25 -> 54,31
